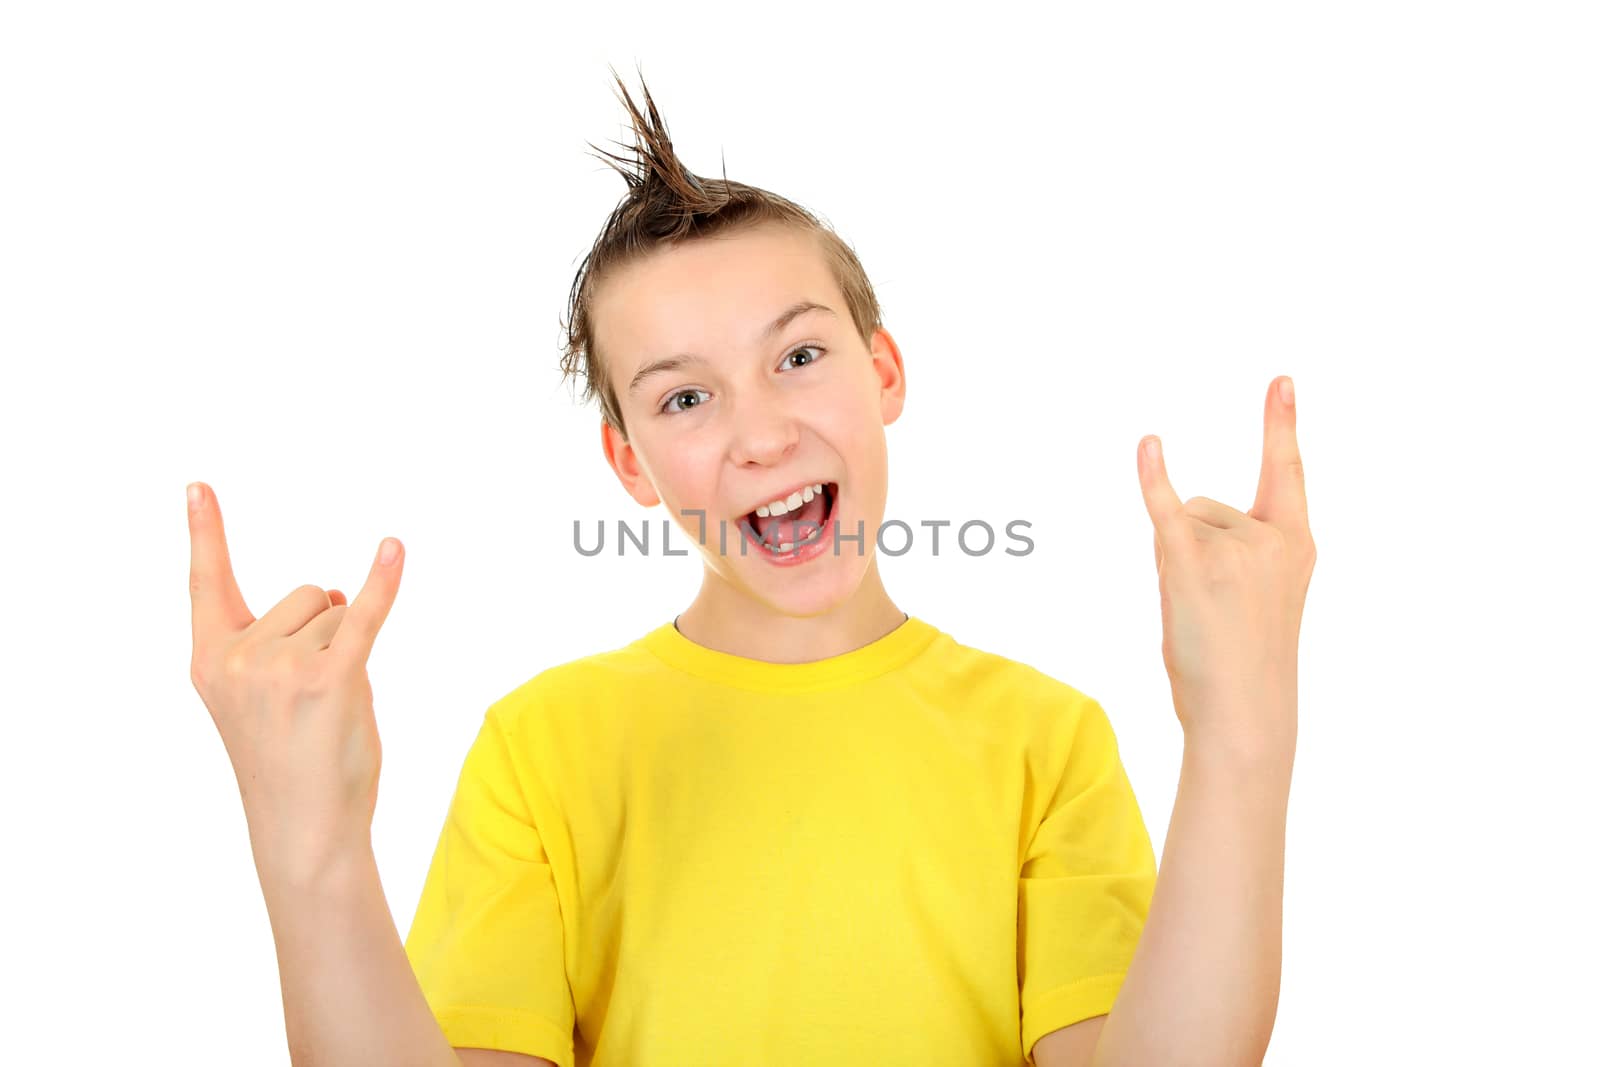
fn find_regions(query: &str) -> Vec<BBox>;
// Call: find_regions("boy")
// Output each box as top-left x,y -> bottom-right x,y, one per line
185,70 -> 1314,1067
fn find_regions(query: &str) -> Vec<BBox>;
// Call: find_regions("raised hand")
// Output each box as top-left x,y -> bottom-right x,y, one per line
1137,376 -> 1317,762
186,481 -> 405,888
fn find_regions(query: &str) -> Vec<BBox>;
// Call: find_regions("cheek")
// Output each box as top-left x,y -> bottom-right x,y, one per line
656,443 -> 720,503
821,396 -> 886,465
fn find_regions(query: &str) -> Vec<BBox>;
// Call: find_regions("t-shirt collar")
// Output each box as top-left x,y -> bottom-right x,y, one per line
639,613 -> 939,693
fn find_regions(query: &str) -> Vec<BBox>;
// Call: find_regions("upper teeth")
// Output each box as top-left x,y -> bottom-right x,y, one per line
755,482 -> 826,518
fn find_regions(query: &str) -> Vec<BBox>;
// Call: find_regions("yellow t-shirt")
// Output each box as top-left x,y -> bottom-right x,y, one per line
402,615 -> 1156,1066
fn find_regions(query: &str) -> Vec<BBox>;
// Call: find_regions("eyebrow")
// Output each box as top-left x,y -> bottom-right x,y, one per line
626,300 -> 837,395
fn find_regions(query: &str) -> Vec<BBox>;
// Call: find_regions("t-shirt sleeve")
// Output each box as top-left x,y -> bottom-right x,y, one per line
1018,695 -> 1158,1063
402,703 -> 576,1067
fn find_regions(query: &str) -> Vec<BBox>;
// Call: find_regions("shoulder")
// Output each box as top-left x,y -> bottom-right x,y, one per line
485,630 -> 666,731
914,627 -> 1125,803
916,623 -> 1105,725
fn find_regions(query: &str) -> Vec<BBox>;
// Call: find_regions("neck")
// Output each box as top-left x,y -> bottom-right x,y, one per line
673,557 -> 906,664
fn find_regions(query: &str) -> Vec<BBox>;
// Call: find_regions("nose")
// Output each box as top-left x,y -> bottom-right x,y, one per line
727,385 -> 801,469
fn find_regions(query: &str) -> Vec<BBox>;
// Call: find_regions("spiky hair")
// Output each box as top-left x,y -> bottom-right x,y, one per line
558,64 -> 883,439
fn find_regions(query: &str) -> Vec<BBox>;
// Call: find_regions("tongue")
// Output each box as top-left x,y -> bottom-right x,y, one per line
751,490 -> 827,543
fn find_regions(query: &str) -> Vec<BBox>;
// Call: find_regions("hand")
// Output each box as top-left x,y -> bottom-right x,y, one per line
1137,376 -> 1316,761
186,481 -> 404,886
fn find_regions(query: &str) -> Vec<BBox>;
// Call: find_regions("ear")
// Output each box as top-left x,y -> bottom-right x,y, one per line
601,418 -> 661,507
870,327 -> 907,426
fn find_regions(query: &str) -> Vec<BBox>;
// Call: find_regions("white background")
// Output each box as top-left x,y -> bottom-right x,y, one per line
2,2 -> 1596,1063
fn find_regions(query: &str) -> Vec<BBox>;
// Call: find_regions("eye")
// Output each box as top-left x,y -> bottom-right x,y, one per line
660,387 -> 711,415
779,343 -> 827,371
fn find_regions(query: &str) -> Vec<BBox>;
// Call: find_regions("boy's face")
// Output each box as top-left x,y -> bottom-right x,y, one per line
593,221 -> 906,618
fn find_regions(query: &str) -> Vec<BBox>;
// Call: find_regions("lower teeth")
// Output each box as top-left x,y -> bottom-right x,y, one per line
766,531 -> 821,553
757,486 -> 832,554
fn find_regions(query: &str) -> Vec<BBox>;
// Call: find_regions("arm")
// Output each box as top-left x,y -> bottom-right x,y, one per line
259,845 -> 481,1067
186,483 -> 552,1066
1070,743 -> 1290,1067
1031,1014 -> 1106,1066
1054,376 -> 1313,1067
456,1052 -> 556,1066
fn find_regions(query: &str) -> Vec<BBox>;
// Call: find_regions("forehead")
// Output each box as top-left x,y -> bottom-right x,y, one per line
592,223 -> 841,372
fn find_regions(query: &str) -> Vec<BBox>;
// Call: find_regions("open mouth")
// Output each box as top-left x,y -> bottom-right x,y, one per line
739,481 -> 838,554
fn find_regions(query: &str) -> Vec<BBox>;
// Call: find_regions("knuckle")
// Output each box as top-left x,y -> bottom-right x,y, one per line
1257,523 -> 1289,555
264,644 -> 346,698
1201,545 -> 1238,583
220,643 -> 253,680
298,662 -> 336,698
263,647 -> 305,686
1217,538 -> 1254,578
1202,559 -> 1234,587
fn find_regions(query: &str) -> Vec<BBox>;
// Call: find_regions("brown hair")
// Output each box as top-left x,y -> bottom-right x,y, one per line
558,66 -> 884,440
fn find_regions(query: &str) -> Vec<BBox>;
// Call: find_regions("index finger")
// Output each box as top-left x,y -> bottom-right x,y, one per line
328,537 -> 405,663
1250,376 -> 1310,528
187,482 -> 253,644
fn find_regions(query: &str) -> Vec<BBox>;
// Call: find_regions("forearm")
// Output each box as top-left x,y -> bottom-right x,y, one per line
257,844 -> 462,1067
1090,736 -> 1292,1067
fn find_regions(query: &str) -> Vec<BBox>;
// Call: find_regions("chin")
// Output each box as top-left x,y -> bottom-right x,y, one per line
749,550 -> 873,618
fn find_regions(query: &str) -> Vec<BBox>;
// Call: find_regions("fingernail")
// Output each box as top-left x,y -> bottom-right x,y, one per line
379,538 -> 400,564
1143,437 -> 1160,463
187,483 -> 203,511
1279,377 -> 1294,404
